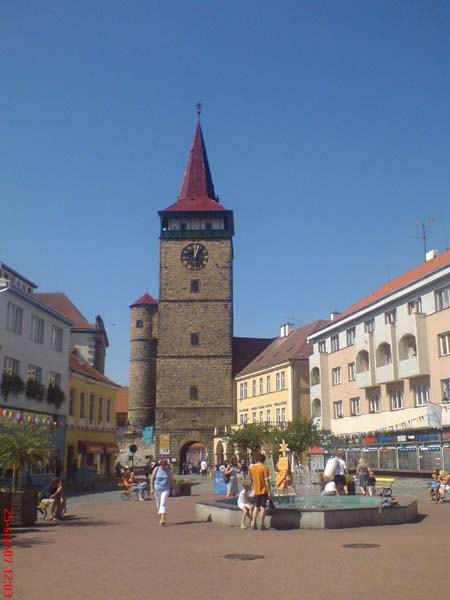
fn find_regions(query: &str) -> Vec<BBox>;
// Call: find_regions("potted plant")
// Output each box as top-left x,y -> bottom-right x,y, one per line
1,374 -> 25,402
0,420 -> 51,526
46,384 -> 65,408
172,480 -> 192,496
25,379 -> 46,402
346,475 -> 356,495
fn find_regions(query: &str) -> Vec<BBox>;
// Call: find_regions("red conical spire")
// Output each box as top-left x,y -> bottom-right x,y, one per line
162,118 -> 228,212
179,121 -> 216,201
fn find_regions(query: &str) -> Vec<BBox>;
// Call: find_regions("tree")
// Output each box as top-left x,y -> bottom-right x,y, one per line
0,420 -> 52,490
225,423 -> 269,459
283,417 -> 320,459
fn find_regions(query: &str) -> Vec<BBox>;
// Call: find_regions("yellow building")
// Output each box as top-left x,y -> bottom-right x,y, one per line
66,350 -> 121,478
234,321 -> 328,427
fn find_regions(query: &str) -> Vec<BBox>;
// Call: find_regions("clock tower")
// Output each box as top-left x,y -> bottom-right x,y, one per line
155,118 -> 235,463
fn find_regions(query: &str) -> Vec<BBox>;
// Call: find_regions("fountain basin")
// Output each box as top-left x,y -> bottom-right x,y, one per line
195,495 -> 418,530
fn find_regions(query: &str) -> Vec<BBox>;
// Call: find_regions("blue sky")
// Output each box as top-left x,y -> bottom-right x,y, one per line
1,1 -> 449,385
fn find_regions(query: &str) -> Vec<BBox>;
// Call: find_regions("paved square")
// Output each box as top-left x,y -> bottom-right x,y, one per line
9,481 -> 450,600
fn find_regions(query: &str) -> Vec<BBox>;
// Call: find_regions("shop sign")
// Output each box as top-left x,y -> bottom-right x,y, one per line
418,433 -> 440,443
398,446 -> 417,452
378,436 -> 394,444
362,447 -> 377,452
160,434 -> 170,455
419,446 -> 440,451
363,437 -> 377,445
442,432 -> 450,441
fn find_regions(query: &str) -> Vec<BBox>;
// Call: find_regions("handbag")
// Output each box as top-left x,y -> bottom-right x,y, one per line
265,497 -> 276,516
223,472 -> 231,484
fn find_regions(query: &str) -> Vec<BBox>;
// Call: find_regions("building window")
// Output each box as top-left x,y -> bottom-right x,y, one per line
368,394 -> 380,413
252,411 -> 257,423
79,393 -> 86,418
280,372 -> 285,389
331,335 -> 339,352
30,315 -> 44,343
332,367 -> 341,386
190,333 -> 199,346
205,222 -> 212,230
266,376 -> 271,394
408,298 -> 422,314
3,356 -> 20,376
28,364 -> 42,383
435,286 -> 450,311
240,413 -> 245,424
6,302 -> 23,334
89,395 -> 95,424
442,380 -> 450,403
376,343 -> 392,366
364,319 -> 375,333
69,390 -> 76,417
439,332 -> 450,356
356,350 -> 370,373
333,401 -> 343,419
239,383 -> 244,400
135,320 -> 143,328
318,341 -> 326,353
311,368 -> 320,385
259,378 -> 263,395
350,397 -> 360,416
180,222 -> 187,232
390,390 -> 403,410
276,373 -> 281,390
259,410 -> 264,423
346,328 -> 355,346
98,397 -> 104,423
266,408 -> 271,423
51,326 -> 63,352
191,279 -> 200,293
415,384 -> 429,407
49,371 -> 61,387
348,362 -> 356,381
276,408 -> 281,424
281,407 -> 286,423
252,380 -> 257,396
384,309 -> 397,324
106,399 -> 112,423
190,386 -> 198,401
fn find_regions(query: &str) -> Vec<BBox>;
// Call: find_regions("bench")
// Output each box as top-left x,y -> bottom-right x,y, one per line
374,477 -> 395,496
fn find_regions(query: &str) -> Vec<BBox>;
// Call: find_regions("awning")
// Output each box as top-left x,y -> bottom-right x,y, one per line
78,441 -> 105,454
103,443 -> 120,454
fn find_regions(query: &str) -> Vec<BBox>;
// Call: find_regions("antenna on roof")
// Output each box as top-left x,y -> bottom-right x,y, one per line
416,219 -> 436,262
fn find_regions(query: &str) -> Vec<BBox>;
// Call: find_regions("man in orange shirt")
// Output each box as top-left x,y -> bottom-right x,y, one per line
249,453 -> 271,530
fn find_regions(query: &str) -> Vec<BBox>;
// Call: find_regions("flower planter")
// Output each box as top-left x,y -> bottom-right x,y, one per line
0,490 -> 38,529
172,482 -> 192,496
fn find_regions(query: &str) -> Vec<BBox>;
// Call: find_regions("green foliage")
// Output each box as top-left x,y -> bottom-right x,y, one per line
46,384 -> 65,408
25,379 -> 46,402
225,423 -> 269,458
283,417 -> 320,456
1,374 -> 25,401
0,420 -> 51,490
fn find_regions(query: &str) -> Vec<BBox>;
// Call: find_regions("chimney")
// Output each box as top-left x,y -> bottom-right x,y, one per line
426,249 -> 438,262
330,311 -> 341,321
280,323 -> 294,338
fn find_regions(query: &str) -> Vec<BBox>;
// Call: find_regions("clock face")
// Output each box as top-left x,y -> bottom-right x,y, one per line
181,243 -> 209,270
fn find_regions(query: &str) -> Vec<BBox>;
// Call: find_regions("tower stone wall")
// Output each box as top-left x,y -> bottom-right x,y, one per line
129,303 -> 158,428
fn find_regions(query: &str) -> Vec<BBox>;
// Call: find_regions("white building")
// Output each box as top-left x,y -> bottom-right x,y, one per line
0,263 -> 72,461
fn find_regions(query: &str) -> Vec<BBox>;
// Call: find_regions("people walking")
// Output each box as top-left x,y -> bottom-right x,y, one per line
224,456 -> 239,498
150,459 -> 174,526
249,453 -> 271,530
356,458 -> 369,495
200,458 -> 208,479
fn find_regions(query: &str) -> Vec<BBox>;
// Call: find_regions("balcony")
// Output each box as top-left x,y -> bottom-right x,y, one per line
397,313 -> 429,379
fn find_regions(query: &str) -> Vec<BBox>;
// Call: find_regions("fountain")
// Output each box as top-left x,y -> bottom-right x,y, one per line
195,442 -> 418,529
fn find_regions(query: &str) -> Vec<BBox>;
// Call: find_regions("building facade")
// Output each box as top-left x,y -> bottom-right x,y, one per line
66,351 -> 120,477
234,321 -> 328,428
0,265 -> 72,465
308,249 -> 450,472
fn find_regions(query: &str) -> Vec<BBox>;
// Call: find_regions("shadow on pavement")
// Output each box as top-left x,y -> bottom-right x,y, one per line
168,520 -> 210,527
57,515 -> 119,528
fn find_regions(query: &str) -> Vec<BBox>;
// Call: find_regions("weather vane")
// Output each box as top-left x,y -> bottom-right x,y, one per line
195,102 -> 202,119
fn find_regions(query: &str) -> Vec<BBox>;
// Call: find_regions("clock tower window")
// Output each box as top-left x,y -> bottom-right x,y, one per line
190,333 -> 199,346
190,386 -> 198,401
191,279 -> 200,293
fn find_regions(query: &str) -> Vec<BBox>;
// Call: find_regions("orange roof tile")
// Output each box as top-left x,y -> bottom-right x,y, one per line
69,351 -> 121,388
35,293 -> 93,329
331,249 -> 450,326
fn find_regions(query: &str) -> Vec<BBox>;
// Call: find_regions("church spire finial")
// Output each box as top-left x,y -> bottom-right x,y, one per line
195,101 -> 202,120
